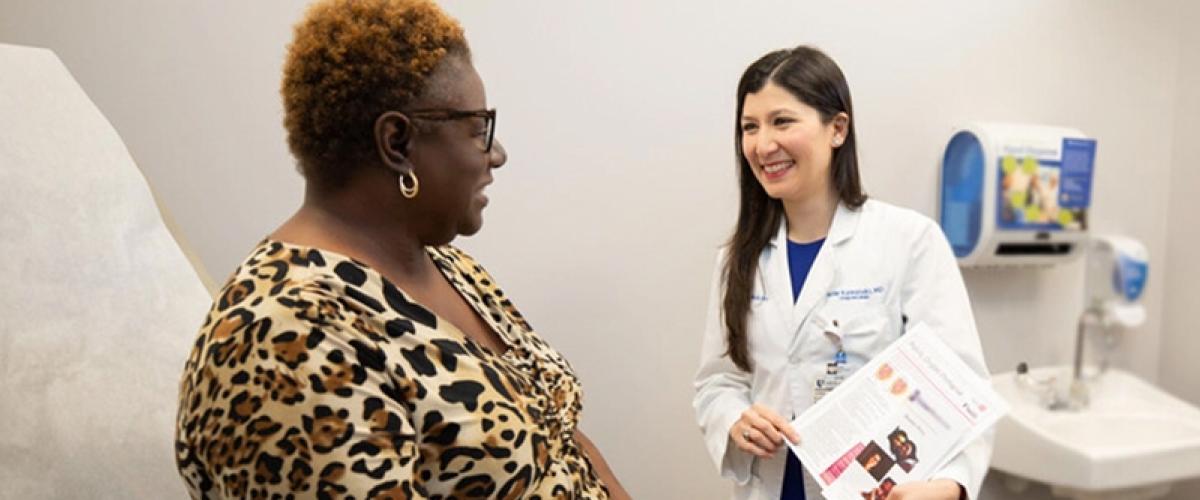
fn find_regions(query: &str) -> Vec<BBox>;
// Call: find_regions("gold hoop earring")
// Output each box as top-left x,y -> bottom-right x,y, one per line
399,171 -> 419,199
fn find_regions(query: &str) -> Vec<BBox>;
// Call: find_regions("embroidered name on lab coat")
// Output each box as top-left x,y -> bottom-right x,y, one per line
826,286 -> 885,301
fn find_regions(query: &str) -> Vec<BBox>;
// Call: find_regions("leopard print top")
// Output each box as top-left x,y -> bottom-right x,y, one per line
175,239 -> 609,499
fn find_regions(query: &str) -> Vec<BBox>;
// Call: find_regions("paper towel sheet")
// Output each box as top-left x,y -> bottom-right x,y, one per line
0,43 -> 212,499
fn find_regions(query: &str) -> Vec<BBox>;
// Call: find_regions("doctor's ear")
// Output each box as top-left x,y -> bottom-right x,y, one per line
374,111 -> 415,168
830,112 -> 850,148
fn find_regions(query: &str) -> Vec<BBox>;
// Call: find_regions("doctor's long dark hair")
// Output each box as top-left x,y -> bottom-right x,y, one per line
723,46 -> 867,372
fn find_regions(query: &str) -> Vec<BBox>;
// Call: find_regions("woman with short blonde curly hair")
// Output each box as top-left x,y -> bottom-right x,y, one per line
174,1 -> 630,498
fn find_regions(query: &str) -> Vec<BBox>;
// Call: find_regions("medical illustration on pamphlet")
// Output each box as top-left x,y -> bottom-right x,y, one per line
788,325 -> 1008,500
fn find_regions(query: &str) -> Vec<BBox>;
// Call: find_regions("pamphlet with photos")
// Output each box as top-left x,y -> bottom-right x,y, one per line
787,324 -> 1008,500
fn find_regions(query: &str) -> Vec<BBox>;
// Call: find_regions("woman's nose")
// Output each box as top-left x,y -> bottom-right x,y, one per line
489,138 -> 507,169
755,136 -> 779,159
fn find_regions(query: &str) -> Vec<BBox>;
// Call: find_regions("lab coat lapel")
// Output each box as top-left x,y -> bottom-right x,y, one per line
788,203 -> 861,340
791,243 -> 834,331
763,220 -> 793,338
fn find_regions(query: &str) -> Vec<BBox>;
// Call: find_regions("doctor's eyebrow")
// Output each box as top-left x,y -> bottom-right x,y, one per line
741,108 -> 801,124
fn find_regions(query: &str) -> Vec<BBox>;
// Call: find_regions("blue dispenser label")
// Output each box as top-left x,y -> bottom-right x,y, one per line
1114,254 -> 1148,302
1059,138 -> 1096,209
996,137 -> 1096,231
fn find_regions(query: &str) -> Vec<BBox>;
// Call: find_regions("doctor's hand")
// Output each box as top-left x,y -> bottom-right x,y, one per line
730,404 -> 801,458
885,479 -> 964,500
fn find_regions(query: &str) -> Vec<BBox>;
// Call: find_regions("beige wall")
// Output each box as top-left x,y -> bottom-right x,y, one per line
1162,0 -> 1200,409
1,1 -> 1195,498
1159,0 -> 1200,498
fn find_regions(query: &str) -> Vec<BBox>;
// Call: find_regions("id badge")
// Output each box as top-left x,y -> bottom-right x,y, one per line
813,349 -> 848,402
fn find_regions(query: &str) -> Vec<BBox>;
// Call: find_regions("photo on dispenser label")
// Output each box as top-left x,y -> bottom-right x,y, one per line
997,154 -> 1087,230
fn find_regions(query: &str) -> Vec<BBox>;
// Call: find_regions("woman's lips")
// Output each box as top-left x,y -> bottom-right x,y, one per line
761,160 -> 794,181
476,180 -> 492,208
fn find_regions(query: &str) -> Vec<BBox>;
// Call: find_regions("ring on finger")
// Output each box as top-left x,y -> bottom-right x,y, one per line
742,428 -> 752,441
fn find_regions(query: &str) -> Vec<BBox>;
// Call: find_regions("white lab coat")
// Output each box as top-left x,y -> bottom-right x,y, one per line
693,199 -> 993,500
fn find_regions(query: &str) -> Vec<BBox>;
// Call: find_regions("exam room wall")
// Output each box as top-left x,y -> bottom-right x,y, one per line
1157,0 -> 1200,498
0,1 -> 1191,498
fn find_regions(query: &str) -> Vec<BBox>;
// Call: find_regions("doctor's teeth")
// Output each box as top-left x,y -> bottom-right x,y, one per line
765,163 -> 791,173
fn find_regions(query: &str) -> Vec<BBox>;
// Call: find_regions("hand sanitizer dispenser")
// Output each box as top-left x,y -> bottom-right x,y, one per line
939,123 -> 1098,267
1084,235 -> 1148,327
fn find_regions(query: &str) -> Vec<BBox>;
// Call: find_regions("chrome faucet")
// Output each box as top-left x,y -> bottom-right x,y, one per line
1016,236 -> 1147,412
1014,307 -> 1107,412
1068,307 -> 1104,410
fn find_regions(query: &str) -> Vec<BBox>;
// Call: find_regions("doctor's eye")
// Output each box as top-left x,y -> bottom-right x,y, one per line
773,117 -> 795,127
740,122 -> 758,133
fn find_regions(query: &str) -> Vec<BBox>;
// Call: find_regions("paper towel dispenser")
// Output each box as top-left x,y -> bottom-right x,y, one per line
939,123 -> 1097,267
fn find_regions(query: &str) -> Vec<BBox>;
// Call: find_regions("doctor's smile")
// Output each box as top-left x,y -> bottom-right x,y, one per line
760,160 -> 796,180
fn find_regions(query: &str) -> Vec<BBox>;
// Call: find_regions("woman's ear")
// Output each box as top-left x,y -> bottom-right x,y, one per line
831,112 -> 850,147
374,111 -> 414,171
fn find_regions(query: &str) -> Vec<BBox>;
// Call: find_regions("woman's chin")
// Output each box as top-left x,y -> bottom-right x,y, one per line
457,214 -> 484,237
762,186 -> 792,200
756,178 -> 796,200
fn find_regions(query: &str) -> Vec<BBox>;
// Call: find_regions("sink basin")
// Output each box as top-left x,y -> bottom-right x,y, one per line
991,366 -> 1200,495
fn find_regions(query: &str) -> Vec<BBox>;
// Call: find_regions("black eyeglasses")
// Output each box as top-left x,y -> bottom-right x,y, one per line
408,108 -> 497,153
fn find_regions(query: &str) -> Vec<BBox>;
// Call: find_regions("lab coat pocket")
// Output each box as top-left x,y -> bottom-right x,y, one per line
835,308 -> 892,367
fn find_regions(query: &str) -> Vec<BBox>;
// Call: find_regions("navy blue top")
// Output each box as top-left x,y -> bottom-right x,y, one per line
782,238 -> 824,499
787,239 -> 825,303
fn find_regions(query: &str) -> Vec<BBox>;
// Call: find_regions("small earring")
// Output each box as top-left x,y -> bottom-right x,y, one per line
399,171 -> 419,199
833,138 -> 843,147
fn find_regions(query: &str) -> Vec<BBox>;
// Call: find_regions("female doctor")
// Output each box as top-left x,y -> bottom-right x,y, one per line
692,46 -> 993,500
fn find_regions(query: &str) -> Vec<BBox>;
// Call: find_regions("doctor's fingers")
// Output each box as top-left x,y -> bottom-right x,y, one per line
737,427 -> 776,458
740,410 -> 785,447
751,404 -> 801,444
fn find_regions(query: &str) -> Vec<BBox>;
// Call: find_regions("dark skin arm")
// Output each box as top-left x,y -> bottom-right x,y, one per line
885,479 -> 965,500
575,429 -> 632,499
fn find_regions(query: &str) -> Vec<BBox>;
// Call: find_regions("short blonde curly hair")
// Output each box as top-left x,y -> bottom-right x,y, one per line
282,0 -> 467,185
